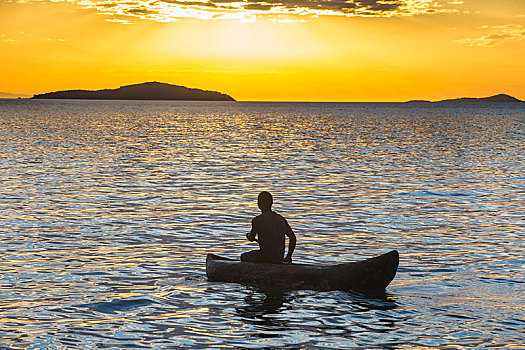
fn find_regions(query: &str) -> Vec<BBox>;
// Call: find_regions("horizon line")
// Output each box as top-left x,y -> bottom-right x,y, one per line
2,97 -> 524,103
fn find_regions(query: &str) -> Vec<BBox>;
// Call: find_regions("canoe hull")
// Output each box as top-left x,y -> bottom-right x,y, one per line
206,250 -> 399,292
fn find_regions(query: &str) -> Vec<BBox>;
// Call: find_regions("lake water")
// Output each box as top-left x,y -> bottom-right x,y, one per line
0,99 -> 524,349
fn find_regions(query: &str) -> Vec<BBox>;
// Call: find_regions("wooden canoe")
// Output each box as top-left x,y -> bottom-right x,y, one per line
206,250 -> 399,292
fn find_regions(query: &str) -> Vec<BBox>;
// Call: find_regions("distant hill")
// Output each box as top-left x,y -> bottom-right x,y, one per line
32,82 -> 235,101
405,99 -> 432,103
407,94 -> 522,103
440,94 -> 522,103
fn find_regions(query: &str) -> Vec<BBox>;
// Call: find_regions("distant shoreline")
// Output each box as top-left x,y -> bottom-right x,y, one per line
3,90 -> 523,103
405,93 -> 522,103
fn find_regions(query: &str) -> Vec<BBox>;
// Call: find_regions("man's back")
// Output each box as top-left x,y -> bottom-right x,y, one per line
252,211 -> 287,263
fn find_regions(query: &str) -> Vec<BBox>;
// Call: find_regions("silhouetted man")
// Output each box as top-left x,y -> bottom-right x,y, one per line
241,191 -> 296,264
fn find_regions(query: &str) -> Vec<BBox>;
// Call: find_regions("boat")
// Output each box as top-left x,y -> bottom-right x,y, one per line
206,250 -> 399,292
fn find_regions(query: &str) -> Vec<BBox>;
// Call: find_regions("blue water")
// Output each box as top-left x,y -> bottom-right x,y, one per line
0,99 -> 524,349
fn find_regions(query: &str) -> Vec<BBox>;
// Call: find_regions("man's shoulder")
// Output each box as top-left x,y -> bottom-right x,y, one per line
272,211 -> 286,219
270,212 -> 289,225
253,211 -> 287,222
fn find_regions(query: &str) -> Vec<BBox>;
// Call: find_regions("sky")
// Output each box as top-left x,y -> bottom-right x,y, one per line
1,0 -> 524,101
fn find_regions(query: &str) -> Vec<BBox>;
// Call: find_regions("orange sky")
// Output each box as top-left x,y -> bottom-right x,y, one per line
1,0 -> 524,101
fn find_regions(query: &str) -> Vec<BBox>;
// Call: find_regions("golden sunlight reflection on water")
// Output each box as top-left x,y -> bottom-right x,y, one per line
0,100 -> 523,348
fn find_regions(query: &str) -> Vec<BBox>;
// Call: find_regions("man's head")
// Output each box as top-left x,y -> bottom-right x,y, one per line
258,191 -> 273,211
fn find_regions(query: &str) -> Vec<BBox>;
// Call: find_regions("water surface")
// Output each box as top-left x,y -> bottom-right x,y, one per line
0,100 -> 524,348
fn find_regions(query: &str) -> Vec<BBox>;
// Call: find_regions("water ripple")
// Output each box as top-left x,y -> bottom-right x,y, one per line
0,100 -> 524,348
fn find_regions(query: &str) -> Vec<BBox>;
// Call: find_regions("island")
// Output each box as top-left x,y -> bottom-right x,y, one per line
407,94 -> 522,103
31,82 -> 235,101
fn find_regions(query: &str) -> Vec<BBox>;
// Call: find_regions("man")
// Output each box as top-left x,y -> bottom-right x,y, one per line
241,191 -> 296,263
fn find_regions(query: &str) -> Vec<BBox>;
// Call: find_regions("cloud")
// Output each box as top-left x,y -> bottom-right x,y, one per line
27,0 -> 459,22
456,24 -> 525,47
0,33 -> 17,42
0,30 -> 66,43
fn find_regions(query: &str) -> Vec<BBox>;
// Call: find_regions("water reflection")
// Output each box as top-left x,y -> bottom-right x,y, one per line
233,286 -> 401,348
237,287 -> 289,328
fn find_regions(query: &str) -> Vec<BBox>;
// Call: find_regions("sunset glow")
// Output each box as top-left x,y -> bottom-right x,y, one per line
1,0 -> 524,101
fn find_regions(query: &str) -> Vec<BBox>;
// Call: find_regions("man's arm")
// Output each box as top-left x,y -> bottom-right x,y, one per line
246,220 -> 257,242
283,221 -> 296,263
